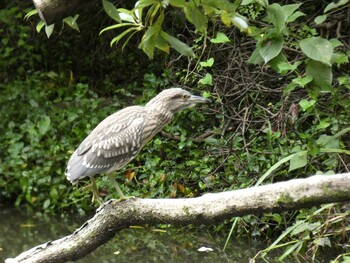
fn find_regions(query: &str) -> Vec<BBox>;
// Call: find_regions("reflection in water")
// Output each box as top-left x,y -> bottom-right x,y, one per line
0,207 -> 337,262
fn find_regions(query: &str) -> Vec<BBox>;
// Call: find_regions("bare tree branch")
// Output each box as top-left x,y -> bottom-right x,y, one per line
6,173 -> 350,263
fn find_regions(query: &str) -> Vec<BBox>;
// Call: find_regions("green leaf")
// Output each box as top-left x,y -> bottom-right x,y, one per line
281,3 -> 302,21
324,0 -> 349,13
269,54 -> 301,75
316,135 -> 340,149
37,116 -> 51,135
299,99 -> 316,111
266,3 -> 286,33
305,60 -> 333,90
210,32 -> 230,43
139,16 -> 163,58
63,15 -> 80,32
292,75 -> 313,87
102,0 -> 121,22
36,20 -> 45,33
314,15 -> 327,25
161,31 -> 195,57
100,23 -> 138,35
24,9 -> 38,20
248,48 -> 264,64
300,37 -> 333,66
110,27 -> 140,47
8,142 -> 24,157
169,0 -> 186,8
45,24 -> 55,38
200,58 -> 214,67
184,2 -> 208,34
283,82 -> 298,95
199,73 -> 213,85
329,38 -> 343,48
286,11 -> 305,23
202,91 -> 211,98
316,120 -> 331,130
43,199 -> 51,210
289,151 -> 308,172
259,36 -> 284,63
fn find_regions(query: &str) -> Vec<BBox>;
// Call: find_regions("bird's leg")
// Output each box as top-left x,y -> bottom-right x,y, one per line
89,175 -> 102,204
107,173 -> 127,199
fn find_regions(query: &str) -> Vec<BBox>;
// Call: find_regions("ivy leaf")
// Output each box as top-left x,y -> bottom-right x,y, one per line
300,37 -> 333,66
199,73 -> 213,85
200,58 -> 214,67
292,75 -> 313,87
37,116 -> 51,135
210,32 -> 230,43
289,151 -> 308,172
299,99 -> 316,111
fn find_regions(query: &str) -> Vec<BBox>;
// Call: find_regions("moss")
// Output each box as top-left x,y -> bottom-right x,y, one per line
276,194 -> 295,205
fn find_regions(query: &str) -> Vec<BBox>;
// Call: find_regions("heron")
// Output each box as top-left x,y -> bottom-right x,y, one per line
65,87 -> 209,202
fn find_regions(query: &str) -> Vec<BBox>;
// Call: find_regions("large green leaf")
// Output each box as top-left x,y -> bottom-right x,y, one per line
139,15 -> 163,58
248,48 -> 264,64
305,60 -> 333,90
259,36 -> 284,63
316,135 -> 340,149
281,3 -> 302,21
161,31 -> 195,57
300,37 -> 333,66
169,0 -> 186,8
184,2 -> 208,34
102,0 -> 121,22
266,3 -> 286,33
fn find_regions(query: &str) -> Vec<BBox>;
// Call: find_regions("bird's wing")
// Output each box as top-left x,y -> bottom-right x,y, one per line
73,106 -> 147,172
76,106 -> 144,156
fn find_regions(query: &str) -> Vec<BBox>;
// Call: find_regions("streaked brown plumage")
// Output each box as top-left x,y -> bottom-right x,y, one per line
65,87 -> 209,201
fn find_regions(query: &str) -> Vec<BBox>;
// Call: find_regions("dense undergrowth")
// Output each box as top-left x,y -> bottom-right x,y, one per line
0,0 -> 349,261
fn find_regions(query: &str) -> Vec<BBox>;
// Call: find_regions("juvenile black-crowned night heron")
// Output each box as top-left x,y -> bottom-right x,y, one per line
65,87 -> 209,202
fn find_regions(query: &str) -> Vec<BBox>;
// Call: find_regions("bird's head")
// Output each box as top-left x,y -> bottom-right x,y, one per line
145,87 -> 210,114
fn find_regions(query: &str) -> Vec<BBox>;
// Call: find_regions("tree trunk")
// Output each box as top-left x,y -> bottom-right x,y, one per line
32,0 -> 100,25
6,173 -> 350,263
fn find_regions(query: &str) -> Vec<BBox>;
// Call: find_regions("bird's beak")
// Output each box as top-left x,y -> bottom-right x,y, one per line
189,95 -> 211,104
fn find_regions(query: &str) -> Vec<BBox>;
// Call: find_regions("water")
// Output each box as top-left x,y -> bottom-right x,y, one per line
0,207 -> 339,262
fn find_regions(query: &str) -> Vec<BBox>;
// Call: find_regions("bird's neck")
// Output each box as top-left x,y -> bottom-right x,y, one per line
145,103 -> 174,127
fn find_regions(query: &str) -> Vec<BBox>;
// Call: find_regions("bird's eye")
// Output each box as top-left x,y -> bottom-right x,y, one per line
182,94 -> 190,100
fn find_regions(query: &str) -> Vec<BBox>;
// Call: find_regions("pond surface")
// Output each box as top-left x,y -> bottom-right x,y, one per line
0,206 -> 339,262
